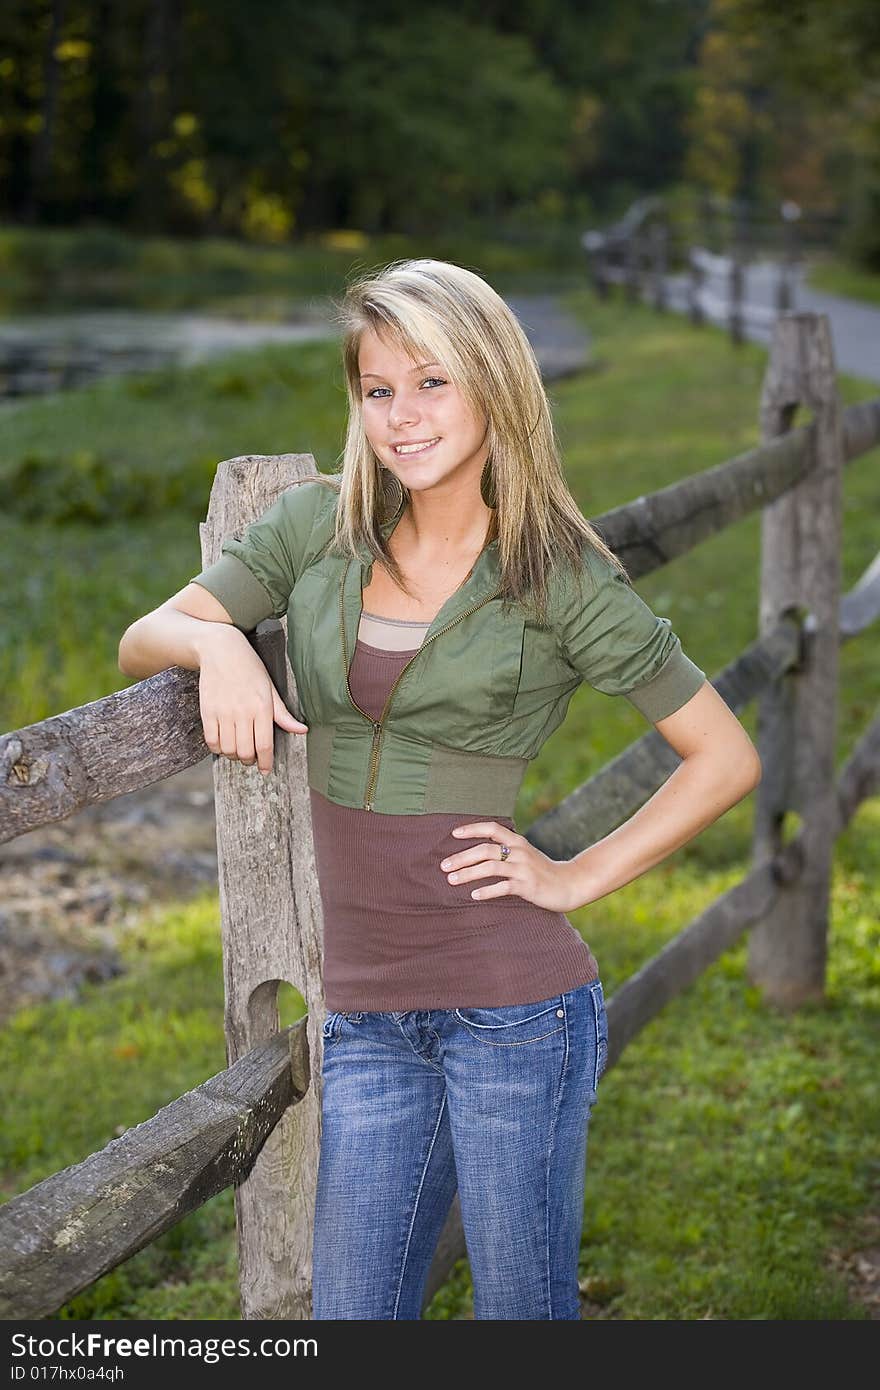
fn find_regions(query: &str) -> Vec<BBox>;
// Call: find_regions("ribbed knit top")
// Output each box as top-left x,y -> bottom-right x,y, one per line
310,609 -> 599,1012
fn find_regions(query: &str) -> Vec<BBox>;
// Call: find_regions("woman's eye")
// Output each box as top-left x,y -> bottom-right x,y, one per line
365,377 -> 446,399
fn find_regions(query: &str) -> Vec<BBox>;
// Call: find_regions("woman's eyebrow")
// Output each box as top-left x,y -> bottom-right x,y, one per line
359,362 -> 441,379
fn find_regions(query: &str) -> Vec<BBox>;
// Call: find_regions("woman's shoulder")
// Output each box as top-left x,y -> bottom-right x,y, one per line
278,470 -> 342,522
260,471 -> 342,561
543,537 -> 627,622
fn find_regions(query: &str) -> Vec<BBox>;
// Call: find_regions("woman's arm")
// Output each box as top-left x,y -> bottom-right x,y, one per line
118,583 -> 306,775
440,681 -> 760,912
118,583 -> 249,680
563,680 -> 761,909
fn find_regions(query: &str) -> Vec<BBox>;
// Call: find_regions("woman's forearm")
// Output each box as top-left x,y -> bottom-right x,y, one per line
118,608 -> 246,680
565,749 -> 761,910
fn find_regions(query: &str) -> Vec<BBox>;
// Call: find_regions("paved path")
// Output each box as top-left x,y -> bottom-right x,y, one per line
664,259 -> 880,383
504,292 -> 593,380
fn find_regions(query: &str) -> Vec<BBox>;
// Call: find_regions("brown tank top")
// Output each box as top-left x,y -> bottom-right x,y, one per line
309,611 -> 600,1011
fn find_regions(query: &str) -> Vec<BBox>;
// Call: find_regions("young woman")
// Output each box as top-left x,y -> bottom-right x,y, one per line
118,258 -> 761,1320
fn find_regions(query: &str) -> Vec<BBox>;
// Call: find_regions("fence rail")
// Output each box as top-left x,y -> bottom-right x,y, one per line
1,312 -> 878,1320
0,1025 -> 309,1320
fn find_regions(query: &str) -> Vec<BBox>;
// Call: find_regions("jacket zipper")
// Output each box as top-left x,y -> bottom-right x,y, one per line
339,569 -> 502,811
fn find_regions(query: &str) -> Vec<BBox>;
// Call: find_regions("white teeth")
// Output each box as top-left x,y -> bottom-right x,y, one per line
394,438 -> 439,455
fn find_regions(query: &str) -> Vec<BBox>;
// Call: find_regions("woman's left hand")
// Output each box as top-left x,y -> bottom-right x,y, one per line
440,821 -> 582,914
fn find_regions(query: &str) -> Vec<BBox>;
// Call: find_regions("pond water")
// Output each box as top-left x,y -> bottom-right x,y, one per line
0,304 -> 338,400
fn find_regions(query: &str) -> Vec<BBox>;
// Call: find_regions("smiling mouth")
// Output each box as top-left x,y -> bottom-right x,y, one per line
392,438 -> 440,457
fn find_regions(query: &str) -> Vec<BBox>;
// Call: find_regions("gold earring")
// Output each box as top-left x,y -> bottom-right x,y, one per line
378,465 -> 406,525
480,459 -> 497,509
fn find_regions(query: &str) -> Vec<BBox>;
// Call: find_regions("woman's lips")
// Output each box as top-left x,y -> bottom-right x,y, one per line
391,438 -> 440,458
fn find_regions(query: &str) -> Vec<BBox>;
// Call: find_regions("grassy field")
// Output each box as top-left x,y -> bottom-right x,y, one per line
2,271 -> 879,1320
0,219 -> 586,314
803,252 -> 880,306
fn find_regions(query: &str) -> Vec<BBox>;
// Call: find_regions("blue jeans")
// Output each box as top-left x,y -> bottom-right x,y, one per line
311,978 -> 608,1320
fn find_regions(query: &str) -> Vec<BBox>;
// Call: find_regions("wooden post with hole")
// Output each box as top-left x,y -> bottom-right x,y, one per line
748,314 -> 844,1007
200,453 -> 327,1317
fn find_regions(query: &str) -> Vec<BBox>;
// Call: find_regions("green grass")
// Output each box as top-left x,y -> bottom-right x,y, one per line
803,252 -> 880,306
2,270 -> 879,1319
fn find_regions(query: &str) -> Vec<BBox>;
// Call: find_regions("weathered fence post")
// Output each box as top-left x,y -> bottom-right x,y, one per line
688,244 -> 705,325
730,200 -> 752,346
728,251 -> 744,344
748,314 -> 844,1007
624,232 -> 641,302
699,187 -> 719,254
201,453 -> 328,1317
649,221 -> 668,311
583,229 -> 609,299
776,201 -> 801,313
728,205 -> 747,346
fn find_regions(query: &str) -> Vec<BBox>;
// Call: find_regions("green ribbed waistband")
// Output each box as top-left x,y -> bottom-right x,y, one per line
305,724 -> 528,817
422,742 -> 527,817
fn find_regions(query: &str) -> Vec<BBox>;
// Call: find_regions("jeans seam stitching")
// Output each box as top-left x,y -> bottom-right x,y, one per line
590,986 -> 602,1090
391,1089 -> 449,1319
452,1002 -> 561,1030
544,1000 -> 570,1319
455,1023 -> 564,1046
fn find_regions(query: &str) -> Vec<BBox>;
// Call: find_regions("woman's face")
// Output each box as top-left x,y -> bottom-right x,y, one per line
357,326 -> 490,497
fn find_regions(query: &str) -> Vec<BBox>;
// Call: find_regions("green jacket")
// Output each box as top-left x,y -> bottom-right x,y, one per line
190,476 -> 705,817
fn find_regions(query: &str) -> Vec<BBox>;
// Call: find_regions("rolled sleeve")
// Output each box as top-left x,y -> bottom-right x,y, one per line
554,546 -> 706,721
190,552 -> 281,632
622,644 -> 706,721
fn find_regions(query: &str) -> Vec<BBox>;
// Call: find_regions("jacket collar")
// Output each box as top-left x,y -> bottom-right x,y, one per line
345,518 -> 502,654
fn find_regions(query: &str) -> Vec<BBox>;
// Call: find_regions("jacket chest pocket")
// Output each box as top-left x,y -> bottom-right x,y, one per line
487,606 -> 526,723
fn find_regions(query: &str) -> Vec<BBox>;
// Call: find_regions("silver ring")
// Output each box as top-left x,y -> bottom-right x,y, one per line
499,844 -> 510,862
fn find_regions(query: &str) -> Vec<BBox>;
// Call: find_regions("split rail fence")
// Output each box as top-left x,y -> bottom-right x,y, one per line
582,191 -> 823,343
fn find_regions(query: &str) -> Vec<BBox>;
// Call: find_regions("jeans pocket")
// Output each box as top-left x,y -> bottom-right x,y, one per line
590,981 -> 609,1088
453,994 -> 566,1046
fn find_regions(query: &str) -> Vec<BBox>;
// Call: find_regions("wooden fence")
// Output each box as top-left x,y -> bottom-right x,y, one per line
1,311 -> 878,1321
582,191 -> 827,343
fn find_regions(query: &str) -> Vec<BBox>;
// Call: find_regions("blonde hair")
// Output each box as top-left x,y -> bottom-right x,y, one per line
320,256 -> 626,625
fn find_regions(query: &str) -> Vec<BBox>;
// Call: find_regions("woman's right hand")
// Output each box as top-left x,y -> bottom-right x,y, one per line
198,630 -> 308,776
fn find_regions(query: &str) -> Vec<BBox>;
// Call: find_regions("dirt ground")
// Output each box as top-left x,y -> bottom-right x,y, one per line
0,755 -> 218,1026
